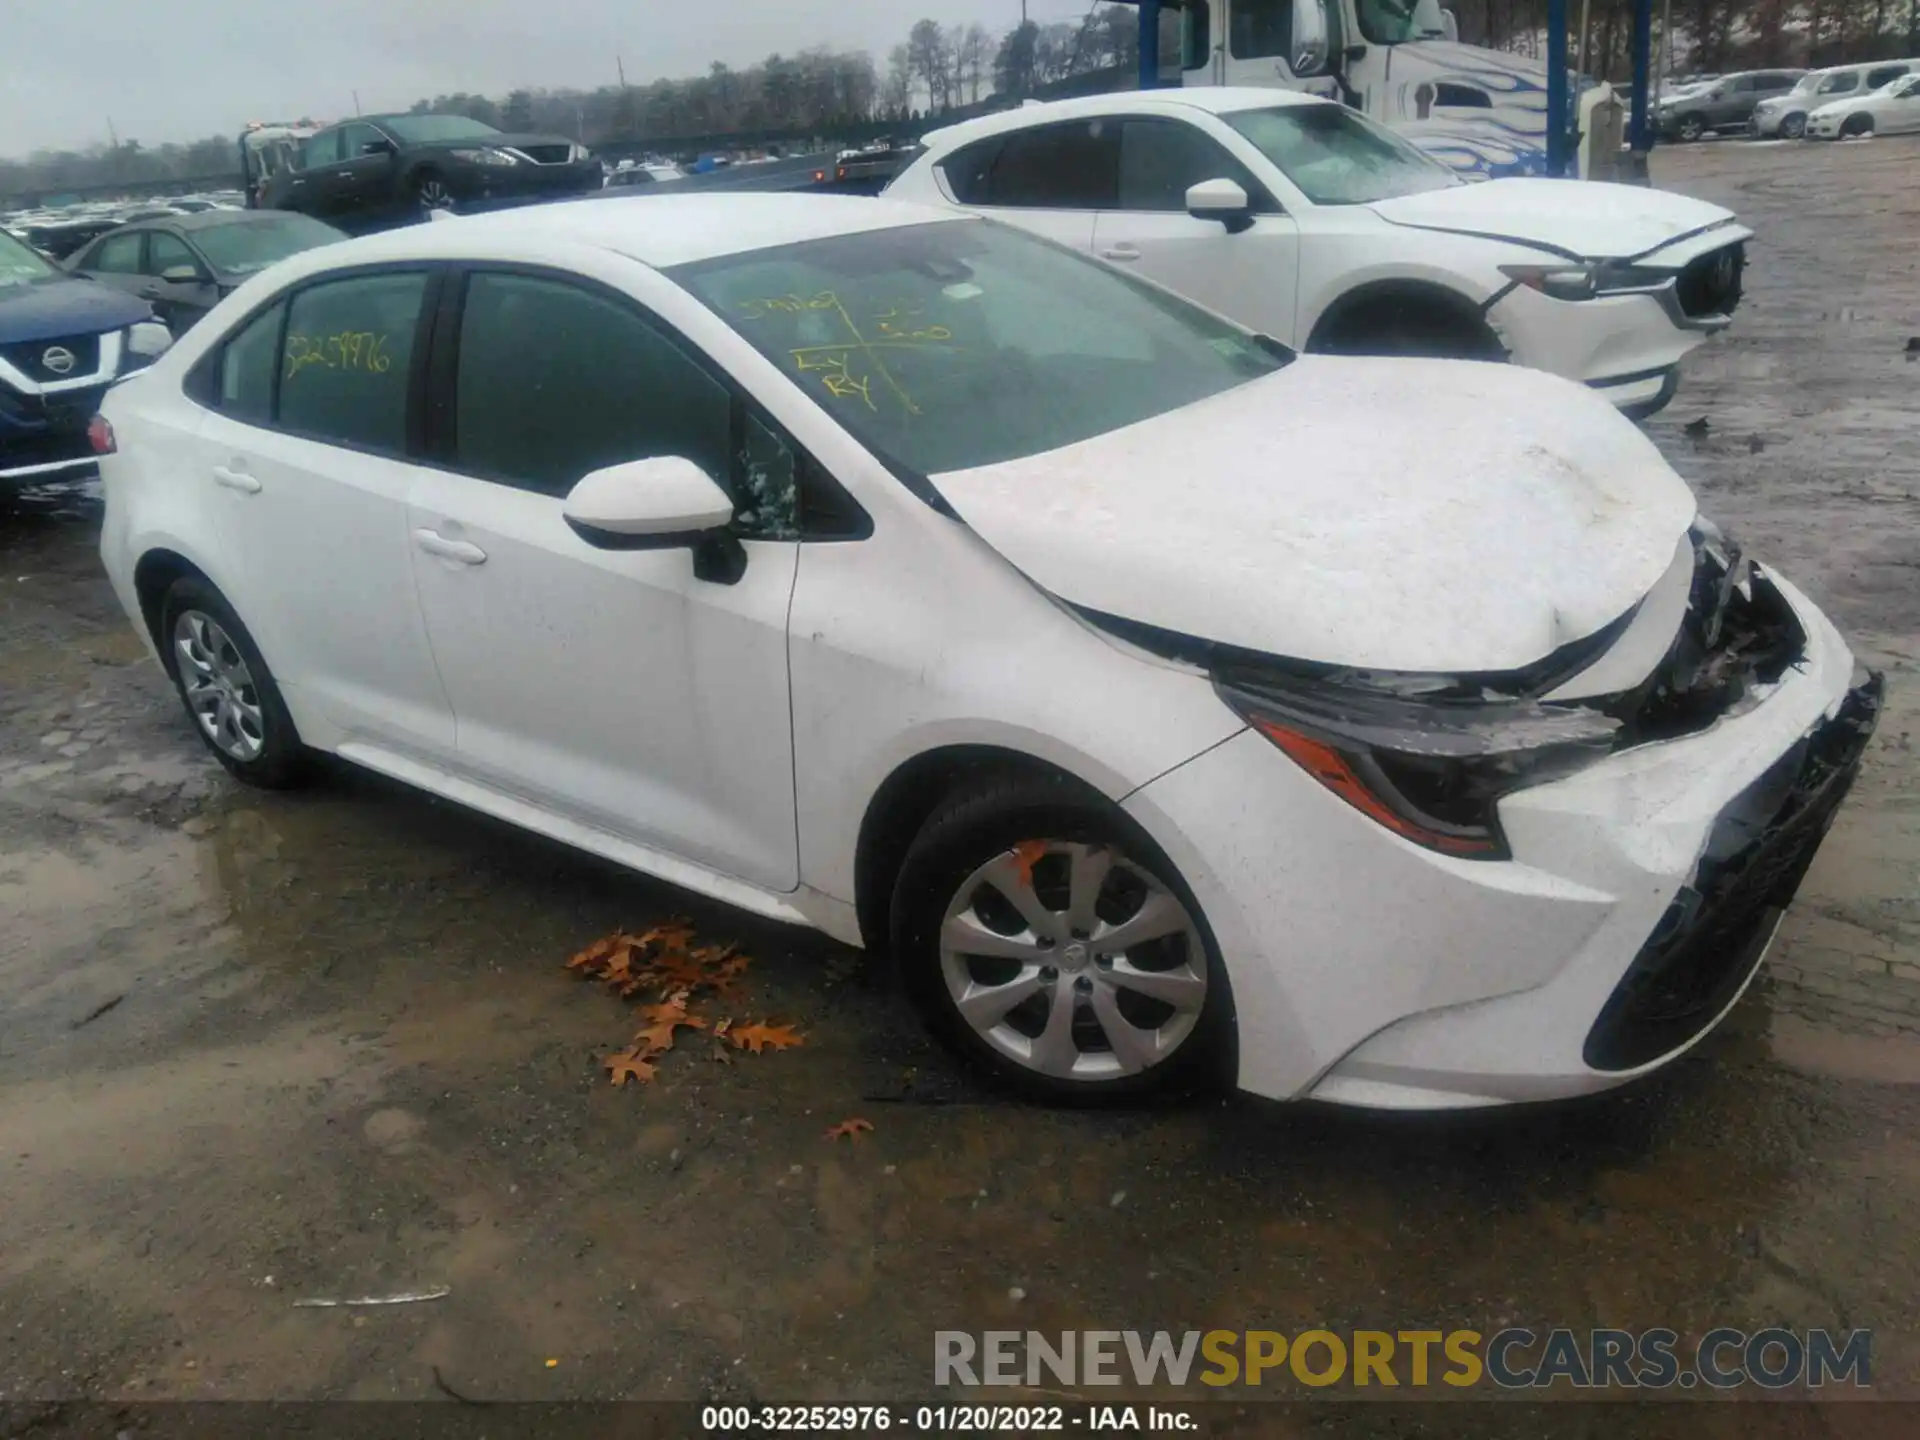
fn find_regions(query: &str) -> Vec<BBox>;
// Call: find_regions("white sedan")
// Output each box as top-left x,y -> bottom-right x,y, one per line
886,89 -> 1751,418
1807,74 -> 1920,138
96,193 -> 1878,1110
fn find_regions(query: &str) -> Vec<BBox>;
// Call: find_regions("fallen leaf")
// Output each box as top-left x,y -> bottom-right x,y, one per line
730,1020 -> 805,1055
637,994 -> 700,1027
1009,839 -> 1049,888
566,934 -> 623,971
824,1117 -> 874,1142
602,1049 -> 658,1087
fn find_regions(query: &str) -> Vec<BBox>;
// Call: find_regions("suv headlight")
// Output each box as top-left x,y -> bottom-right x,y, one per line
451,146 -> 520,167
122,321 -> 172,369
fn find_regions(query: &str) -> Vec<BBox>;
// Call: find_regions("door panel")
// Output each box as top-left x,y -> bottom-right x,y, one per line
198,414 -> 454,753
195,271 -> 453,754
405,268 -> 801,891
406,473 -> 801,889
1094,117 -> 1303,345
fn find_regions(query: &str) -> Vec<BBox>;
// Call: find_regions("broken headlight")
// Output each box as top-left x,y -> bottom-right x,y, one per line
1215,665 -> 1619,860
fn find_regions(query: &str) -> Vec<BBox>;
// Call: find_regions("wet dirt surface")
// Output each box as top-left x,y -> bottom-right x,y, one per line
2,138 -> 1918,1429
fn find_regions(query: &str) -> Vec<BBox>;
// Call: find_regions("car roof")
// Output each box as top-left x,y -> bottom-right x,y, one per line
266,192 -> 967,274
920,87 -> 1327,151
1812,55 -> 1919,76
167,208 -> 308,232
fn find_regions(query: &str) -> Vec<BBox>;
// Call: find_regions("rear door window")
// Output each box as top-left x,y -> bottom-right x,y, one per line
983,121 -> 1120,209
88,231 -> 145,274
277,271 -> 428,454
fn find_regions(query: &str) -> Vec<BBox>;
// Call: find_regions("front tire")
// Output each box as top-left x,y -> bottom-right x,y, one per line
1780,112 -> 1807,139
890,777 -> 1235,1103
1840,114 -> 1874,138
159,577 -> 306,789
413,170 -> 455,213
1677,113 -> 1707,142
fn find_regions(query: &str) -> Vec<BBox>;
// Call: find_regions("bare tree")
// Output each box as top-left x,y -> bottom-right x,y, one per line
957,23 -> 994,104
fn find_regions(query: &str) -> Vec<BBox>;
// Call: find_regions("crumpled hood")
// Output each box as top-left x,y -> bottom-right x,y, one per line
1369,177 -> 1740,260
931,358 -> 1698,674
0,275 -> 152,345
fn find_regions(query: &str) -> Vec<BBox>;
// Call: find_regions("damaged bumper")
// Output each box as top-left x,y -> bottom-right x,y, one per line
1124,567 -> 1879,1109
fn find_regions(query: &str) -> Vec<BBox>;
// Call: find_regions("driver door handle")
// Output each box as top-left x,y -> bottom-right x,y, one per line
212,465 -> 261,493
414,529 -> 487,565
1099,244 -> 1141,261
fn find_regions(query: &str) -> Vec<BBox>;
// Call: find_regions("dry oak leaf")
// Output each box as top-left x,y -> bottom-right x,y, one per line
566,933 -> 627,972
824,1118 -> 874,1142
602,1048 -> 658,1087
729,1021 -> 805,1055
1008,839 -> 1049,889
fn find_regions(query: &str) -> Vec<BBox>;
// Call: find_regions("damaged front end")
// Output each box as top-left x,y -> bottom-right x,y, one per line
1085,520 -> 1873,864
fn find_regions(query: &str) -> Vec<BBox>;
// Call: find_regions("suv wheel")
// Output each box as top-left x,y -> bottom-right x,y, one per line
1677,113 -> 1708,142
1780,113 -> 1807,139
414,172 -> 455,212
891,777 -> 1235,1103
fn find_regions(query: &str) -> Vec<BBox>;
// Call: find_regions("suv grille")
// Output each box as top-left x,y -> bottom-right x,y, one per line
1583,672 -> 1881,1071
1675,242 -> 1744,318
0,333 -> 103,383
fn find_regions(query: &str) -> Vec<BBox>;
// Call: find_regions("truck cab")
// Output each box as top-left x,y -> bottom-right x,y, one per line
1166,0 -> 1619,179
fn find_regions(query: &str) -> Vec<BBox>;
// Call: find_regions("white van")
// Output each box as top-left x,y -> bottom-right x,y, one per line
1750,57 -> 1920,137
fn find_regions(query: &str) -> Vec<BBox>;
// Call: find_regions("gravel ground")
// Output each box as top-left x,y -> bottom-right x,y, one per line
1,135 -> 1916,1430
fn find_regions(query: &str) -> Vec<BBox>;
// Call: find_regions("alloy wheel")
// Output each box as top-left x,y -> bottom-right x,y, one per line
416,177 -> 454,211
938,840 -> 1207,1082
173,610 -> 266,762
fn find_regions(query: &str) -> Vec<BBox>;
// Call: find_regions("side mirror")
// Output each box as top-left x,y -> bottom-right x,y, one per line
563,456 -> 748,582
1291,0 -> 1331,77
1187,177 -> 1255,234
159,264 -> 205,284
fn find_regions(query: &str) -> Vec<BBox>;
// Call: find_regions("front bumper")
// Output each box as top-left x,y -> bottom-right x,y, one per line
1125,573 -> 1875,1108
1805,114 -> 1847,139
1749,107 -> 1795,137
1,380 -> 110,488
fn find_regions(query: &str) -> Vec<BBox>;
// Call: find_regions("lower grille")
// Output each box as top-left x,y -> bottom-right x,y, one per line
517,144 -> 573,164
1583,672 -> 1883,1071
1675,242 -> 1744,319
0,333 -> 104,383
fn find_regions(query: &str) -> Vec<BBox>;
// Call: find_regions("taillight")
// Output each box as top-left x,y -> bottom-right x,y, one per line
87,414 -> 117,455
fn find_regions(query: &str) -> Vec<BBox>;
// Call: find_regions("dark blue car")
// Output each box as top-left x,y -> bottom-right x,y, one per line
2,226 -> 172,490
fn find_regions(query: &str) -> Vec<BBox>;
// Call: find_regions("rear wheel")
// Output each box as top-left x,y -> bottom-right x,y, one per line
1780,112 -> 1807,139
891,777 -> 1235,1103
159,577 -> 306,788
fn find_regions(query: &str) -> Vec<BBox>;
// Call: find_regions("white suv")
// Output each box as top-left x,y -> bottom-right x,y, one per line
887,88 -> 1752,418
1751,59 -> 1920,138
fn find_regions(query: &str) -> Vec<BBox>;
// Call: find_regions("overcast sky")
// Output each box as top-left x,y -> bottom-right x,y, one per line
2,0 -> 1107,157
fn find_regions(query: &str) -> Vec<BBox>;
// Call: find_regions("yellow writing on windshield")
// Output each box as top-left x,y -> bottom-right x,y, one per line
285,329 -> 393,380
746,290 -> 960,415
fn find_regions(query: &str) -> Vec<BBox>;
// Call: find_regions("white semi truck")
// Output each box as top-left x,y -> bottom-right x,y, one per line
1154,0 -> 1622,179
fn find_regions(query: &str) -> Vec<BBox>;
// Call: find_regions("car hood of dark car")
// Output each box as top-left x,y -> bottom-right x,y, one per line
930,357 -> 1698,675
0,275 -> 152,345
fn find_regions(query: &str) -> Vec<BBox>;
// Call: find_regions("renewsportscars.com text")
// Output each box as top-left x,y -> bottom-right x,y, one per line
934,1328 -> 1872,1391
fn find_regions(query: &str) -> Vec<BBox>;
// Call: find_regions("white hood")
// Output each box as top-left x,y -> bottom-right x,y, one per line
1369,177 -> 1743,261
932,359 -> 1698,674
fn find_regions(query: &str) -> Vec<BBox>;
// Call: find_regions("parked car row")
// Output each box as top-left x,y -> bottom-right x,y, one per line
1657,57 -> 1920,141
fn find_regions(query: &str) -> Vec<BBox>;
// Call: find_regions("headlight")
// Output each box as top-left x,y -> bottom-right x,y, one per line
122,321 -> 173,368
450,146 -> 519,167
1499,262 -> 1600,301
1215,662 -> 1619,860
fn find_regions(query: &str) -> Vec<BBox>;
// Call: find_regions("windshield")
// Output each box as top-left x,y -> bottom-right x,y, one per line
0,228 -> 59,286
1356,0 -> 1448,44
1224,104 -> 1459,205
381,114 -> 502,143
193,214 -> 345,275
670,220 -> 1285,476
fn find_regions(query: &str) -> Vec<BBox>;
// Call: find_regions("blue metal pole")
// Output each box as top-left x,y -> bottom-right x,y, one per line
1139,0 -> 1163,90
1546,0 -> 1570,176
1629,0 -> 1654,152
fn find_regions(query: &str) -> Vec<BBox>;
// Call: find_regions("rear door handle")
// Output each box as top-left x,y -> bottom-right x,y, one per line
212,465 -> 261,493
414,529 -> 487,565
1099,244 -> 1141,261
